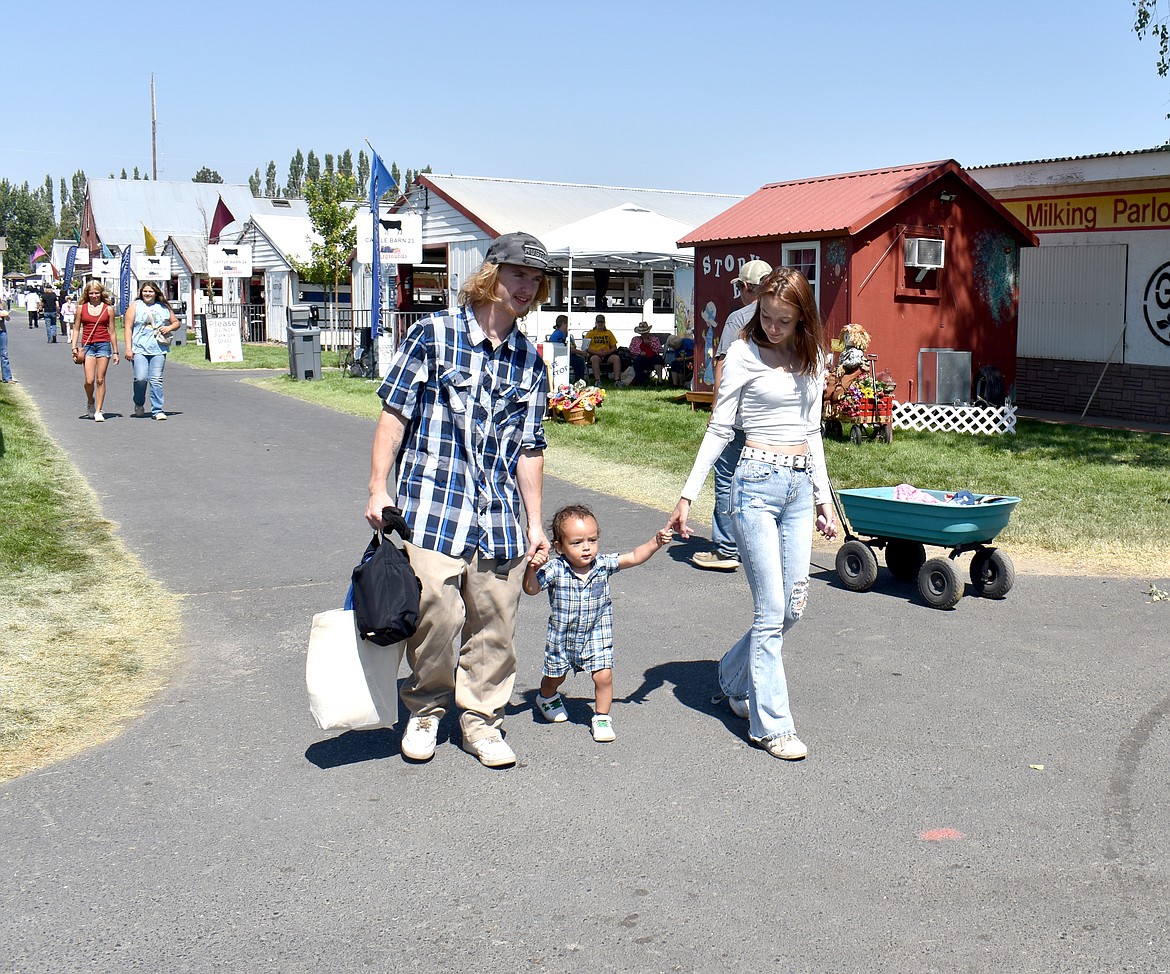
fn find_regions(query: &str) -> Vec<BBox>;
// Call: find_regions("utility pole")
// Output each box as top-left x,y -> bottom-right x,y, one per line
151,74 -> 157,180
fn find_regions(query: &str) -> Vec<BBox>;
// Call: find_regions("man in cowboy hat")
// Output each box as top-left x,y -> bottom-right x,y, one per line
365,231 -> 552,768
622,320 -> 665,386
691,258 -> 772,573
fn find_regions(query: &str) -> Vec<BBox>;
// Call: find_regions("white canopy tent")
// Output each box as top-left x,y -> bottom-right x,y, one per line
542,203 -> 695,323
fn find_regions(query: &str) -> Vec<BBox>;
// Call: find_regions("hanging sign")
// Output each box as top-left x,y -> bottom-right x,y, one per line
136,254 -> 171,280
91,257 -> 118,279
356,211 -> 422,265
208,243 -> 253,277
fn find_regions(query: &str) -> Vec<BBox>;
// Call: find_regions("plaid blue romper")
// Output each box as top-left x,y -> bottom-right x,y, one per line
536,553 -> 621,676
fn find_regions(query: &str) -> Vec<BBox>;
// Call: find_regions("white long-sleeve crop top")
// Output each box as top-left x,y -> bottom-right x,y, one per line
681,338 -> 830,505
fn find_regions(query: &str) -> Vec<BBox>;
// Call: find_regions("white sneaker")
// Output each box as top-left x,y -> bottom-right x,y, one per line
153,411 -> 167,421
535,692 -> 569,723
728,696 -> 750,719
591,713 -> 616,743
755,733 -> 808,761
93,410 -> 105,423
400,715 -> 439,761
463,734 -> 516,767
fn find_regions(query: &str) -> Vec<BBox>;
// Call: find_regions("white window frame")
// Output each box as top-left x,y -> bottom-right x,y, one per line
782,241 -> 821,307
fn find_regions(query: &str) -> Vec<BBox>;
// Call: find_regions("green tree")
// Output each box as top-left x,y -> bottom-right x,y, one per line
193,166 -> 224,183
287,149 -> 305,198
265,161 -> 279,197
306,150 -> 320,184
133,167 -> 141,180
249,168 -> 261,197
291,171 -> 359,344
0,178 -> 56,269
357,150 -> 370,198
120,169 -> 128,179
339,149 -> 353,178
324,153 -> 335,177
1135,1 -> 1170,117
390,162 -> 401,194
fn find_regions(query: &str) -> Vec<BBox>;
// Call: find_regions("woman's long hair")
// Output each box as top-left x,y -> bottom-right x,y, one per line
740,266 -> 825,376
137,280 -> 174,313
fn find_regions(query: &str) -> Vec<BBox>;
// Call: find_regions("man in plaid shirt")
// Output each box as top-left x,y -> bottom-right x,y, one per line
366,232 -> 552,768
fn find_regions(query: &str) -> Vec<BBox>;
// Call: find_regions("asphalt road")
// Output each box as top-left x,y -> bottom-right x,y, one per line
2,315 -> 1168,974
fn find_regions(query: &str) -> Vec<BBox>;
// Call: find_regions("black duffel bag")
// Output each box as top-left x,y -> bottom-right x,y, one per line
351,506 -> 422,646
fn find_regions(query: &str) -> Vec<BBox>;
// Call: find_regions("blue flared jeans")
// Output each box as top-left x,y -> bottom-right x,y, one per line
718,455 -> 815,742
132,352 -> 167,413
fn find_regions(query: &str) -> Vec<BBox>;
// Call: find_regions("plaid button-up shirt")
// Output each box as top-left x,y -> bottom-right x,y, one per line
377,306 -> 548,560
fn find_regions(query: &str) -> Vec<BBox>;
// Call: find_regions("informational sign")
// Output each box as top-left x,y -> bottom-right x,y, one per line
205,315 -> 244,363
1002,188 -> 1170,233
91,257 -> 118,279
538,343 -> 570,390
136,254 -> 170,280
356,211 -> 423,265
208,243 -> 253,278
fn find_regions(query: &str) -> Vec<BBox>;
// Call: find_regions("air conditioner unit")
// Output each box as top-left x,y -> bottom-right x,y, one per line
904,237 -> 945,269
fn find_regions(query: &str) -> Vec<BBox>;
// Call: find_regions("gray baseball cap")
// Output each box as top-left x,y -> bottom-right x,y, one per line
484,232 -> 550,271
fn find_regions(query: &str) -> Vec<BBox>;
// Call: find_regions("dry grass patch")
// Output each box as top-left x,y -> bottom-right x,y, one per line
0,384 -> 179,782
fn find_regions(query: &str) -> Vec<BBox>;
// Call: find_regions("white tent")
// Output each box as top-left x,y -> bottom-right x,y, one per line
542,203 -> 695,324
542,202 -> 695,269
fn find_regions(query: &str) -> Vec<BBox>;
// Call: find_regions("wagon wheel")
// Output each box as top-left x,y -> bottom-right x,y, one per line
880,422 -> 893,444
970,548 -> 1016,599
836,540 -> 879,592
849,424 -> 863,445
824,419 -> 843,438
884,539 -> 926,582
918,557 -> 964,609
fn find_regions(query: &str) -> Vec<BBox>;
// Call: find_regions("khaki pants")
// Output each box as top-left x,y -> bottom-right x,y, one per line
401,543 -> 524,744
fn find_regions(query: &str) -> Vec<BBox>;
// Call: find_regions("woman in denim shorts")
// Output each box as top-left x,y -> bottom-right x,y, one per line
71,281 -> 120,421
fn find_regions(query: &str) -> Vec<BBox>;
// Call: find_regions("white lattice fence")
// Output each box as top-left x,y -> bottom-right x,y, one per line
893,402 -> 1017,435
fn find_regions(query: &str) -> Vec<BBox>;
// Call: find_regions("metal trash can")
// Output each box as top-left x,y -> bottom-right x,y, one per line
287,305 -> 322,380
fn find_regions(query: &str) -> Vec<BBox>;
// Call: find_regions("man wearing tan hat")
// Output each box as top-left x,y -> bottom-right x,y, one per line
691,258 -> 772,573
366,231 -> 552,768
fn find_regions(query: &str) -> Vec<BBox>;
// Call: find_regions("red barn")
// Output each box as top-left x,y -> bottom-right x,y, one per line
680,160 -> 1037,404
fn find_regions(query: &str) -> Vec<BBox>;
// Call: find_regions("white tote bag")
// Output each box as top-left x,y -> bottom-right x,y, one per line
305,608 -> 404,731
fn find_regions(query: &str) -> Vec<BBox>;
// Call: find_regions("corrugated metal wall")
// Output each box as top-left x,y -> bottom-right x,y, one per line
1018,244 -> 1127,361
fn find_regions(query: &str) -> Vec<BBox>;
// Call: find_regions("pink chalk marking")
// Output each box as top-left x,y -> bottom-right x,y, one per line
920,827 -> 964,841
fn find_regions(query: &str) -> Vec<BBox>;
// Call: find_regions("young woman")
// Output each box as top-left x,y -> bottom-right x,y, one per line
667,267 -> 838,761
72,280 -> 119,422
124,281 -> 181,420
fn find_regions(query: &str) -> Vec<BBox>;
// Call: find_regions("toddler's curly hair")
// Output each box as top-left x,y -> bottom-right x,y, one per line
549,504 -> 597,544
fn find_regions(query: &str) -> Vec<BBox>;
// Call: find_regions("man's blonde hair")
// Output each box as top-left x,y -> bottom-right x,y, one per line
458,262 -> 551,310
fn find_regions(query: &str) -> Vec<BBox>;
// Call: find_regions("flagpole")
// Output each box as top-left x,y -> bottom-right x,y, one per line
151,74 -> 158,180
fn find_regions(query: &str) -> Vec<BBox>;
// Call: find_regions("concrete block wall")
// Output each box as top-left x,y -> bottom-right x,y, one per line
1015,357 -> 1170,425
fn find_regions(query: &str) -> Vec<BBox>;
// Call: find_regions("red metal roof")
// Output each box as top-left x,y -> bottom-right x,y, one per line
680,160 -> 970,246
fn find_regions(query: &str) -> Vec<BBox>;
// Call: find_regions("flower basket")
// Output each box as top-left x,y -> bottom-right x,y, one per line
549,381 -> 605,424
561,406 -> 596,425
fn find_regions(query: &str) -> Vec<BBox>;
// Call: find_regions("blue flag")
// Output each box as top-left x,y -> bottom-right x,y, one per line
100,241 -> 112,259
64,245 -> 78,292
369,150 -> 397,339
119,246 -> 132,315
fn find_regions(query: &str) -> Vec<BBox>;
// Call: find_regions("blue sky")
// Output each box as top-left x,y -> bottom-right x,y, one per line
3,0 -> 1167,201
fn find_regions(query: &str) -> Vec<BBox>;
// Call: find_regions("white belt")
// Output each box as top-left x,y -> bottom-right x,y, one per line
740,446 -> 810,470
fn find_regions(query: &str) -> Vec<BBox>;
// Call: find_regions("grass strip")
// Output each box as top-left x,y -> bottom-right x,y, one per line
0,382 -> 180,781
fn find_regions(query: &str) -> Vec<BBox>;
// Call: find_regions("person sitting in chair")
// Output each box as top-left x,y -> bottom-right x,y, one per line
623,321 -> 665,386
584,314 -> 621,384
